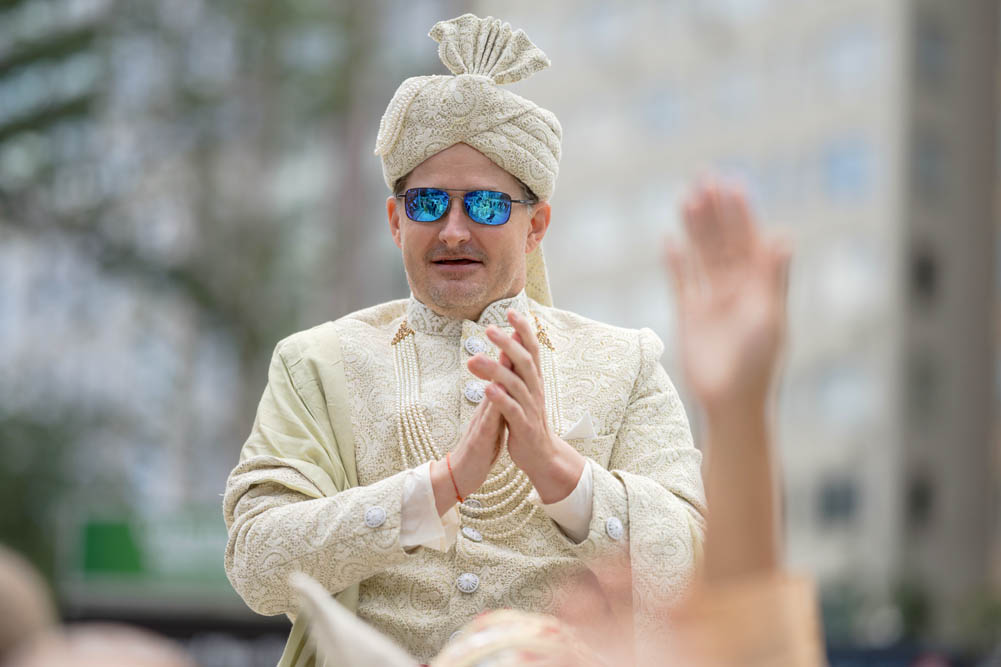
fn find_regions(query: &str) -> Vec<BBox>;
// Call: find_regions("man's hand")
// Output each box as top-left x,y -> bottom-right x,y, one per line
430,397 -> 504,516
665,180 -> 791,418
467,309 -> 585,504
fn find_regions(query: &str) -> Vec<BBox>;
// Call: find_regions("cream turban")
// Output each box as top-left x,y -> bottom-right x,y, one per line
375,14 -> 562,306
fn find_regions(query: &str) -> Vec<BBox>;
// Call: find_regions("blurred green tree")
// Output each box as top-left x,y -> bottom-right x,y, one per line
0,0 -> 432,609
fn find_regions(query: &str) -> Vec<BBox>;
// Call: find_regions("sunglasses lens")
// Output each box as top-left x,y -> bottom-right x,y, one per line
405,188 -> 449,222
464,190 -> 511,225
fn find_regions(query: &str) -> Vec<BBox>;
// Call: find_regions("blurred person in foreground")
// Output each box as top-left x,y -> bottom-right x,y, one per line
0,545 -> 56,663
5,624 -> 194,667
0,545 -> 193,667
286,182 -> 825,666
223,13 -> 706,666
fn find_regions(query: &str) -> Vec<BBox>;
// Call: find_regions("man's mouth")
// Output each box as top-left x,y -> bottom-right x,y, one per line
432,258 -> 481,265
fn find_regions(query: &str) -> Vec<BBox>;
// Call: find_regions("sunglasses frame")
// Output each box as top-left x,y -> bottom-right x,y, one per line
396,187 -> 536,226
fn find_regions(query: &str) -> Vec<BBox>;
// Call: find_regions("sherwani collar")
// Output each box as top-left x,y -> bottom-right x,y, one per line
405,290 -> 530,337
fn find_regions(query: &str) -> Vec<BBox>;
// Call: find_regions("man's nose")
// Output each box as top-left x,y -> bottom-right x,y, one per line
438,197 -> 472,246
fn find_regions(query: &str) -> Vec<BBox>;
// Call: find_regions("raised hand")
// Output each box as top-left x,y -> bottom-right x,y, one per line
665,180 -> 791,417
666,178 -> 792,581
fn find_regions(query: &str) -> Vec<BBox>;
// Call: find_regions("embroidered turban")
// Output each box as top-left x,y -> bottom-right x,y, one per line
375,13 -> 562,306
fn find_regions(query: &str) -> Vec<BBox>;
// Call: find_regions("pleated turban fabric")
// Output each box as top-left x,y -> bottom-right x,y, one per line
375,13 -> 562,306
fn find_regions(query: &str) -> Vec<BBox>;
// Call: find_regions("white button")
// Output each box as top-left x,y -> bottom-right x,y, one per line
464,336 -> 487,355
364,506 -> 387,528
463,380 -> 486,403
449,630 -> 463,643
462,526 -> 483,542
456,572 -> 479,593
605,516 -> 624,540
463,498 -> 483,509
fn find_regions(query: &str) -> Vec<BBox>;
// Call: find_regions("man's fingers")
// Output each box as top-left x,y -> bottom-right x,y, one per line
468,398 -> 495,438
485,382 -> 528,429
485,325 -> 542,397
467,354 -> 535,408
480,397 -> 502,426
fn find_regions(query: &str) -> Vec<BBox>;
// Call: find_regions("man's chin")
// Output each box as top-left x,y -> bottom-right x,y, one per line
426,283 -> 492,314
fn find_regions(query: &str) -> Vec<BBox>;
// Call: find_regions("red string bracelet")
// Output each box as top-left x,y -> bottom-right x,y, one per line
446,452 -> 464,503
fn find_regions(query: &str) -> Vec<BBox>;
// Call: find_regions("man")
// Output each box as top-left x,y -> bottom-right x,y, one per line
223,14 -> 705,666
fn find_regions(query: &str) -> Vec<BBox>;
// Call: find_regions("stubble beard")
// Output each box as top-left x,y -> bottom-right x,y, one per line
424,273 -> 493,318
412,257 -> 521,321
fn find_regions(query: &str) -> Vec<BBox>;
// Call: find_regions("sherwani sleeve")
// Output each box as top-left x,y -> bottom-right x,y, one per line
556,328 -> 707,635
223,337 -> 416,618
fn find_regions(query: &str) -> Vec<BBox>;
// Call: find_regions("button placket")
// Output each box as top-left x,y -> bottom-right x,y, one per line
460,323 -> 490,414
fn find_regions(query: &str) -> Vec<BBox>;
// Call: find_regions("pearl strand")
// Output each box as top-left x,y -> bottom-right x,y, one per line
466,474 -> 532,512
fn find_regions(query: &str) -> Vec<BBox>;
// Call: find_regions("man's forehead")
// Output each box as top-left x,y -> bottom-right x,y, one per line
407,143 -> 521,191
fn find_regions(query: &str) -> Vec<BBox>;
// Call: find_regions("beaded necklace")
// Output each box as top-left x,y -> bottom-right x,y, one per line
391,312 -> 563,539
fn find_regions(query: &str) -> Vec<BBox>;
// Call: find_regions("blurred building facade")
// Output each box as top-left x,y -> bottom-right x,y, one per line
478,0 -> 999,647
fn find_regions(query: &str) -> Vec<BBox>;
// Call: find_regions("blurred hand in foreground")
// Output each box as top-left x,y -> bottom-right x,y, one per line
665,180 -> 791,418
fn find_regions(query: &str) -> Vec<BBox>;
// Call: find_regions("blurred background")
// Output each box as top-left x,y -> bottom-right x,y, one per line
0,0 -> 998,665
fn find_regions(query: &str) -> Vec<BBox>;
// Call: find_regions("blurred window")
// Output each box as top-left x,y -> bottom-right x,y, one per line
820,136 -> 874,202
911,130 -> 948,204
822,24 -> 880,92
909,244 -> 938,306
915,12 -> 949,88
907,351 -> 940,423
816,365 -> 875,432
905,471 -> 935,534
817,476 -> 858,525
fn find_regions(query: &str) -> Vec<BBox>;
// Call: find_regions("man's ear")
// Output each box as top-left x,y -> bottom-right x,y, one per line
525,201 -> 551,254
387,196 -> 403,249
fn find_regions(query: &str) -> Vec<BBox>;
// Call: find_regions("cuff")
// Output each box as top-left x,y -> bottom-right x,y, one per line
563,459 -> 630,561
529,460 -> 593,544
400,461 -> 458,552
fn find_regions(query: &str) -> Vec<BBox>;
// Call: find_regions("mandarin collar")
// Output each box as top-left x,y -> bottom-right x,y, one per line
405,290 -> 530,337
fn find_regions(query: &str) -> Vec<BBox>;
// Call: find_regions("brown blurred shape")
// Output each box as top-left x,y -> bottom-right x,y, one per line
6,624 -> 194,667
0,545 -> 56,663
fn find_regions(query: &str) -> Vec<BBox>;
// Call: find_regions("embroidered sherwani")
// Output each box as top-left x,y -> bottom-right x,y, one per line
224,292 -> 706,662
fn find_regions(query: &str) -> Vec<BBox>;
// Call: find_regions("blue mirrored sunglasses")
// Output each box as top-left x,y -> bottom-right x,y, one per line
397,188 -> 535,226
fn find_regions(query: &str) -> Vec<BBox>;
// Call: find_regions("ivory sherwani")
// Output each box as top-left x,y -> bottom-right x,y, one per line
224,291 -> 706,662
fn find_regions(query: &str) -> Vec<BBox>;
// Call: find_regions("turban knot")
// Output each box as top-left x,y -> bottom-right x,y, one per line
375,13 -> 562,202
